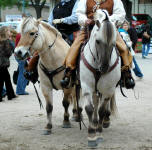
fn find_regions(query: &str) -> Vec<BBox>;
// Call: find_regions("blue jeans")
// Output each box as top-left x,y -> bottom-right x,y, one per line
15,58 -> 28,94
133,57 -> 143,77
142,43 -> 150,57
2,87 -> 6,97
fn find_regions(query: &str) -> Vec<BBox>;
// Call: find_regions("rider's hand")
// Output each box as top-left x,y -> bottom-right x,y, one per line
52,19 -> 63,24
85,19 -> 92,25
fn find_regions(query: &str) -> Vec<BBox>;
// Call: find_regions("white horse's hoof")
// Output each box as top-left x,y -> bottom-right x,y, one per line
43,130 -> 51,135
88,140 -> 98,148
96,136 -> 103,143
62,122 -> 71,128
71,116 -> 77,121
103,121 -> 110,128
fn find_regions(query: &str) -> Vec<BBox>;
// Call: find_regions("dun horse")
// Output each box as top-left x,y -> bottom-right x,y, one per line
14,17 -> 78,134
80,10 -> 121,147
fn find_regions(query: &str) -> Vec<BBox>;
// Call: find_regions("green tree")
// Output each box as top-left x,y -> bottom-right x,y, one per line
0,0 -> 22,21
0,0 -> 20,8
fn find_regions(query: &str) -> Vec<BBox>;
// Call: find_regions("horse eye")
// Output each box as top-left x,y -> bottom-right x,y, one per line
96,40 -> 100,44
30,32 -> 35,36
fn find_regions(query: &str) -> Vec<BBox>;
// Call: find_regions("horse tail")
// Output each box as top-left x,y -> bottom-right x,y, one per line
110,93 -> 117,116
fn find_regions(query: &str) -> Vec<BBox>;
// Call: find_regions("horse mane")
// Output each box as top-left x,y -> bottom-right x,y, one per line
40,21 -> 62,37
20,17 -> 62,38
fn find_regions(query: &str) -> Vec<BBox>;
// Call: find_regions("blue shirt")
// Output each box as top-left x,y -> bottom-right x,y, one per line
48,0 -> 78,25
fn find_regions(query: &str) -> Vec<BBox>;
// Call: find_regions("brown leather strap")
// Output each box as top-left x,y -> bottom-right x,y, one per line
81,49 -> 119,90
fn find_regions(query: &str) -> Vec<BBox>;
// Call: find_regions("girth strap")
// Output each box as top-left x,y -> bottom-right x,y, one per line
39,62 -> 65,90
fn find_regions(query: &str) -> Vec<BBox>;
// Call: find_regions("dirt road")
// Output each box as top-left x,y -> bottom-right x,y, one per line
0,54 -> 152,150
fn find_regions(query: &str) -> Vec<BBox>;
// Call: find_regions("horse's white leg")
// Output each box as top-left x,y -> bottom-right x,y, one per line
97,95 -> 110,140
41,85 -> 53,134
93,92 -> 99,128
103,101 -> 111,128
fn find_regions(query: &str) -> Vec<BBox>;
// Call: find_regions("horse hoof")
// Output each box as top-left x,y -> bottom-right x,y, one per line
88,140 -> 98,148
71,116 -> 77,122
103,122 -> 110,128
43,130 -> 51,135
62,122 -> 71,128
96,136 -> 103,143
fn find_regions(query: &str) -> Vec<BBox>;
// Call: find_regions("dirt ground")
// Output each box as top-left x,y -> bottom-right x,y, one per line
0,54 -> 152,150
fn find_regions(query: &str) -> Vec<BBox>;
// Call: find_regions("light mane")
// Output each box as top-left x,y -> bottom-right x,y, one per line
40,21 -> 62,37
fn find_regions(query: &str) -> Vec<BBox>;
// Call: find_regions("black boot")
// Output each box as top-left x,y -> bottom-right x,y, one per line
121,67 -> 135,89
60,68 -> 72,88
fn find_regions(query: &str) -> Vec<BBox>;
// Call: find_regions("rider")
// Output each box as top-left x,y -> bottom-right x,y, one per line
60,0 -> 135,89
48,0 -> 79,42
26,0 -> 79,73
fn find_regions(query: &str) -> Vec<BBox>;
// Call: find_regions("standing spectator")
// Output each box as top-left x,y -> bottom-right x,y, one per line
15,33 -> 29,95
0,26 -> 17,102
142,24 -> 152,58
128,22 -> 144,78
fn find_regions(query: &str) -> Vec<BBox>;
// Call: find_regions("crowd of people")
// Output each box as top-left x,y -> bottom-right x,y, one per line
0,0 -> 152,102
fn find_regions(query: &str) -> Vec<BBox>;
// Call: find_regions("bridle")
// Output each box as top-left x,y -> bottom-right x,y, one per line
27,25 -> 58,57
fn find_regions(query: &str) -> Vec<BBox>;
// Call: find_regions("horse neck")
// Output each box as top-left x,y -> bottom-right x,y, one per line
84,26 -> 117,69
38,25 -> 69,69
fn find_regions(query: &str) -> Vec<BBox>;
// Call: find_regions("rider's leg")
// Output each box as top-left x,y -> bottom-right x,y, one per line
25,52 -> 39,72
116,32 -> 135,89
60,30 -> 86,88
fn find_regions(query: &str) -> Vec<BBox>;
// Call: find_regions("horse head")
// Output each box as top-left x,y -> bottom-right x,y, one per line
92,9 -> 117,73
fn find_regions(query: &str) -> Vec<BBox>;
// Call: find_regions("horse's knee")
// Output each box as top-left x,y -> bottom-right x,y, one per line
85,105 -> 94,118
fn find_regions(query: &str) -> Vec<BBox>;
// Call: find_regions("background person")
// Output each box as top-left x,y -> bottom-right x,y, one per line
48,0 -> 79,41
142,24 -> 152,58
120,20 -> 143,79
0,26 -> 17,101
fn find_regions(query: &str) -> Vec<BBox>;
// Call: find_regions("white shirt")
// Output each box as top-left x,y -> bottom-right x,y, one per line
76,0 -> 126,26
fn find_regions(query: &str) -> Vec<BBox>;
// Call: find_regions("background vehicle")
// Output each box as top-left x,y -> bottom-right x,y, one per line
0,21 -> 20,30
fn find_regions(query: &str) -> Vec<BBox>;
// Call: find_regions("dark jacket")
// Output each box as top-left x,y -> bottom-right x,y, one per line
142,29 -> 151,44
128,27 -> 138,50
0,40 -> 14,68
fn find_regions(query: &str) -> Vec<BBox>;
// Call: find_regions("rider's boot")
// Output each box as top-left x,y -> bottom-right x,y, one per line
116,32 -> 135,89
60,68 -> 73,88
60,30 -> 86,88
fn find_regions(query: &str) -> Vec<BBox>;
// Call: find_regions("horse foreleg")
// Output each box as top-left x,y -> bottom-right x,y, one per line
93,92 -> 99,128
103,94 -> 117,128
42,88 -> 53,135
103,102 -> 111,128
62,90 -> 71,128
97,96 -> 110,142
84,93 -> 97,147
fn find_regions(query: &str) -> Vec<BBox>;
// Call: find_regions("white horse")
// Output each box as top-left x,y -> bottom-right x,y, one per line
14,17 -> 79,134
80,10 -> 121,147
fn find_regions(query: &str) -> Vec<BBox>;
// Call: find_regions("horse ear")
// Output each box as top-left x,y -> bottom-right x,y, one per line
95,20 -> 101,29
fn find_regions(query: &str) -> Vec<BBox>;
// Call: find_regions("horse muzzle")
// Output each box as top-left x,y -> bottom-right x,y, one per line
14,48 -> 30,60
